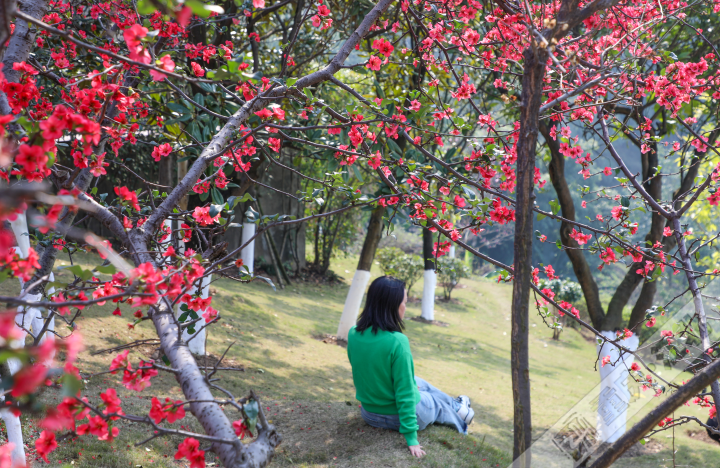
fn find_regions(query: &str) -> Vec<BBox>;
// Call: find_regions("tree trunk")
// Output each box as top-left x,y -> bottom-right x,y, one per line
158,152 -> 174,189
421,227 -> 436,321
511,44 -> 547,468
606,114 -> 663,331
358,206 -> 385,271
337,205 -> 385,340
0,0 -> 48,117
540,121 -> 605,329
240,222 -> 256,274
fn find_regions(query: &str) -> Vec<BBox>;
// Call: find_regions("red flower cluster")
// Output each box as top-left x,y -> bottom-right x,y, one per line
175,437 -> 205,468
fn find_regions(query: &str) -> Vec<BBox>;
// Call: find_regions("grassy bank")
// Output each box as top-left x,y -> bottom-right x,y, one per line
0,253 -> 717,466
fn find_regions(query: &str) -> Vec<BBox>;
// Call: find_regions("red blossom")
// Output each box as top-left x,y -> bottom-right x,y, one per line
233,420 -> 253,439
114,186 -> 141,211
175,437 -> 205,468
35,430 -> 58,463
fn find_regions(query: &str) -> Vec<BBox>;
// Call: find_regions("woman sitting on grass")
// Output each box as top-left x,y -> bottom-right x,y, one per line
347,275 -> 474,458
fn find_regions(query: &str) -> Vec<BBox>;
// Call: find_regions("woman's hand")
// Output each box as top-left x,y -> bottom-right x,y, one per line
408,445 -> 426,458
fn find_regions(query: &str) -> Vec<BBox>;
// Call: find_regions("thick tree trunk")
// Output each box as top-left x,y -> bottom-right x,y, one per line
540,122 -> 605,329
606,116 -> 663,330
337,205 -> 384,340
511,44 -> 547,468
0,0 -> 49,116
421,227 -> 436,321
357,206 -> 385,271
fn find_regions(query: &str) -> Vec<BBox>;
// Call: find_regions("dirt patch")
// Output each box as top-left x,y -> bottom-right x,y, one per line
555,434 -> 663,464
312,334 -> 348,348
686,428 -> 720,445
617,439 -> 664,457
411,315 -> 450,327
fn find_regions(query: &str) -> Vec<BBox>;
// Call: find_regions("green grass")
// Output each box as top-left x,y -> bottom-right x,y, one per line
1,252 -> 718,466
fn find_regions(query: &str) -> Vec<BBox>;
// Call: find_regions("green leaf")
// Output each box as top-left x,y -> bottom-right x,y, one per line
286,77 -> 298,87
227,193 -> 254,209
245,207 -> 260,222
548,200 -> 560,216
209,203 -> 224,218
211,188 -> 225,206
185,0 -> 224,17
136,0 -> 156,14
227,60 -> 240,74
386,138 -> 402,155
621,196 -> 630,207
178,312 -> 189,322
243,399 -> 259,435
60,265 -> 93,281
351,165 -> 364,182
303,88 -> 313,100
167,102 -> 192,114
95,264 -> 116,275
461,185 -> 477,201
61,373 -> 82,397
537,212 -> 546,221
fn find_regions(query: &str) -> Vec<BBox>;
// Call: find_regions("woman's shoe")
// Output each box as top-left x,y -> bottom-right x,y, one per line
455,395 -> 474,425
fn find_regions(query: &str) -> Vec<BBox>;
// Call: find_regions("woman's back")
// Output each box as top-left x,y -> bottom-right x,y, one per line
347,326 -> 418,413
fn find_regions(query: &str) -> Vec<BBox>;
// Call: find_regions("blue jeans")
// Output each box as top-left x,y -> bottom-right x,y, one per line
360,376 -> 468,436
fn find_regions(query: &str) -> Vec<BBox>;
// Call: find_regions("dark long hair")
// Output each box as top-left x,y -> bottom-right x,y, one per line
356,276 -> 406,334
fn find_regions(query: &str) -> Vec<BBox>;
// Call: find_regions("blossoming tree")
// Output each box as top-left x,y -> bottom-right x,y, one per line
2,0 -> 720,467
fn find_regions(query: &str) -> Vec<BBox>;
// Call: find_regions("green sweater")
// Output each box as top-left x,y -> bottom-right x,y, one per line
347,326 -> 421,446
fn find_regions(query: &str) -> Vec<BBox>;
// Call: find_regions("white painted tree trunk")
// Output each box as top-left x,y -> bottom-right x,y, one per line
0,412 -> 25,464
421,270 -> 436,321
5,213 -> 31,465
448,245 -> 456,258
182,275 -> 213,355
336,270 -> 371,340
241,222 -> 256,274
596,330 -> 640,443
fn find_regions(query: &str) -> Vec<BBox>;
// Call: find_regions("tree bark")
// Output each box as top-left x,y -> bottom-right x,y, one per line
357,205 -> 385,271
0,0 -> 48,116
540,121 -> 605,329
606,160 -> 663,330
511,44 -> 547,468
422,227 -> 434,270
158,152 -> 174,189
336,205 -> 385,340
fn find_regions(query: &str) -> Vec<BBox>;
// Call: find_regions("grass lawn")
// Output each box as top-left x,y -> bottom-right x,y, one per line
1,252 -> 718,467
